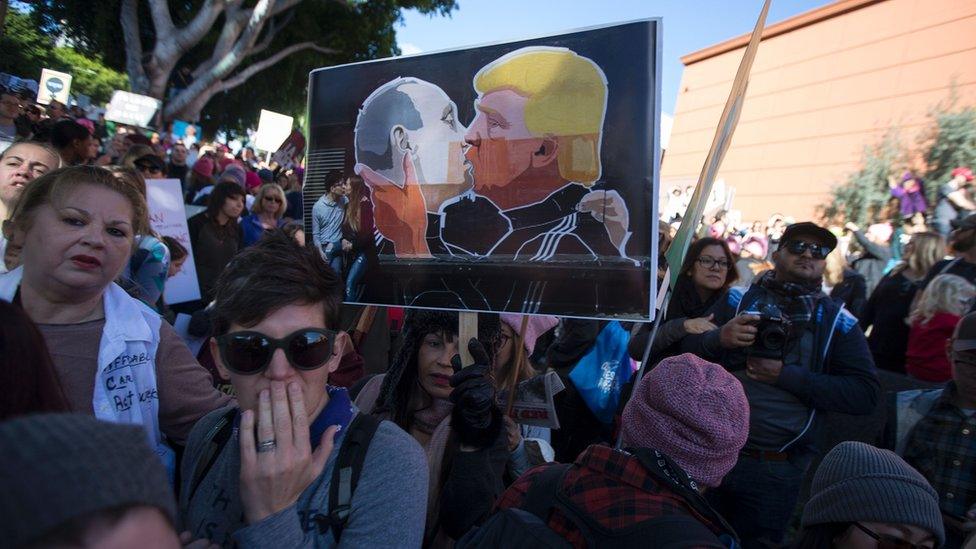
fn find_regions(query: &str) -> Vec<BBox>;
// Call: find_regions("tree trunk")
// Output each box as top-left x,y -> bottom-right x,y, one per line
0,0 -> 8,42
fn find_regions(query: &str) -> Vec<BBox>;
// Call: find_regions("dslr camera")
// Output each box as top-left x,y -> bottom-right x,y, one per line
746,303 -> 792,360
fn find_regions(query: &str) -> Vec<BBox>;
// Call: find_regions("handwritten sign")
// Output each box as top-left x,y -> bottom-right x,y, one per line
105,90 -> 161,128
146,179 -> 201,304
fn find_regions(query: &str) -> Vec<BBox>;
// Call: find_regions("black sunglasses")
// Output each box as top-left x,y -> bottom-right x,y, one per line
853,523 -> 932,549
783,239 -> 831,260
215,328 -> 336,375
137,163 -> 163,174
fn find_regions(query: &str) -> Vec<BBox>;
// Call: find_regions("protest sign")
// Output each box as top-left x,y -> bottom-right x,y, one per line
255,109 -> 294,152
105,90 -> 161,128
37,69 -> 72,105
270,129 -> 306,170
305,20 -> 661,320
498,371 -> 566,429
146,179 -> 201,304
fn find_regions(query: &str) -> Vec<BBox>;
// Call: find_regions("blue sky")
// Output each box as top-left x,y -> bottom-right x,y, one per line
395,0 -> 827,114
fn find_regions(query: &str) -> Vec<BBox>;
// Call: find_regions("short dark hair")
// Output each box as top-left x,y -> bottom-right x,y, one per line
211,230 -> 342,336
50,120 -> 90,149
325,170 -> 345,191
679,237 -> 739,289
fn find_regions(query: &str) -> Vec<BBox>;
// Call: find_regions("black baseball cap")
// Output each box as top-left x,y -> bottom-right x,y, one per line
779,222 -> 838,252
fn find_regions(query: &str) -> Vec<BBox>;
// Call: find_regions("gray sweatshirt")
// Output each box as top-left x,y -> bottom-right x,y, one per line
179,406 -> 429,548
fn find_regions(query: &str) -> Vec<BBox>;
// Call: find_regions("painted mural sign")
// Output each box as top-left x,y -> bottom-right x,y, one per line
305,20 -> 661,320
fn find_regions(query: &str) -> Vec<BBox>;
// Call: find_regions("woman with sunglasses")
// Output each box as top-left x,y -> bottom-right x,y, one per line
629,237 -> 738,363
793,441 -> 943,549
0,166 -> 232,481
355,310 -> 508,546
181,231 -> 428,547
241,183 -> 287,247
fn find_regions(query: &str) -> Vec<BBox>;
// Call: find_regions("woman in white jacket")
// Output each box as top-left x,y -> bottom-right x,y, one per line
1,165 -> 231,479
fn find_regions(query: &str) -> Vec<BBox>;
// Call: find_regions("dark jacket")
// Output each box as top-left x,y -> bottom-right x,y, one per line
860,270 -> 920,374
830,268 -> 867,319
681,283 -> 881,453
546,319 -> 610,463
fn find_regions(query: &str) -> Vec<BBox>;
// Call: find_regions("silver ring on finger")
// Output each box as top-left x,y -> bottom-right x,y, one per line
257,439 -> 277,453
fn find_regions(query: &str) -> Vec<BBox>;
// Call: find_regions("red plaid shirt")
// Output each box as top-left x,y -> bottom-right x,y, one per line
495,444 -> 725,548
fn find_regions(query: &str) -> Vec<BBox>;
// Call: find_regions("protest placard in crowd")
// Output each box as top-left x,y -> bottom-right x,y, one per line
270,129 -> 306,170
304,20 -> 661,320
37,69 -> 72,105
255,109 -> 294,152
105,90 -> 161,128
146,178 -> 201,304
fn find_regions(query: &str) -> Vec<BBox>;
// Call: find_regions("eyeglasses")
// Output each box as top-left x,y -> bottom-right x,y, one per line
137,164 -> 163,174
783,240 -> 831,260
696,256 -> 730,270
263,195 -> 283,204
853,523 -> 933,549
215,328 -> 336,375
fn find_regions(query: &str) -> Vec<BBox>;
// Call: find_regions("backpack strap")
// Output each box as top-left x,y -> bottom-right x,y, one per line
521,464 -> 572,522
188,408 -> 237,501
315,413 -> 382,543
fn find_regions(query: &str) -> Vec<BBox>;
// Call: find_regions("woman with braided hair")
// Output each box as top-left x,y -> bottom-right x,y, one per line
355,310 -> 509,547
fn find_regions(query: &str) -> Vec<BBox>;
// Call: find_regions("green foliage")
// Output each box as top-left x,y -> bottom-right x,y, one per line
1,9 -> 128,104
30,0 -> 457,133
921,103 -> 976,205
49,48 -> 129,104
820,134 -> 905,226
822,101 -> 976,225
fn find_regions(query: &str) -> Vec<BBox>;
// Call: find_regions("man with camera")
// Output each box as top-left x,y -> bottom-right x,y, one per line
681,221 -> 881,549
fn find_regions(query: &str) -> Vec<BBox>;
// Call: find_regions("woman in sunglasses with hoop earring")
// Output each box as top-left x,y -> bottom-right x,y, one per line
241,183 -> 287,247
180,231 -> 428,548
629,236 -> 739,363
0,166 -> 232,482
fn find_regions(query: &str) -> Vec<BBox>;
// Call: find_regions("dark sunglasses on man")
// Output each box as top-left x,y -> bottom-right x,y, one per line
215,328 -> 336,375
782,239 -> 831,260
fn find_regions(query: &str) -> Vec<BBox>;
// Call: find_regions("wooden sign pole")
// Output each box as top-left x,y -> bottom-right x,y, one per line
458,312 -> 478,367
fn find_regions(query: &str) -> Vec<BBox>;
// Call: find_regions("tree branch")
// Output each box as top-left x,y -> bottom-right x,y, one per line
146,0 -> 175,36
271,0 -> 304,17
221,42 -> 337,92
191,5 -> 249,79
120,0 -> 149,93
174,0 -> 233,54
248,10 -> 295,58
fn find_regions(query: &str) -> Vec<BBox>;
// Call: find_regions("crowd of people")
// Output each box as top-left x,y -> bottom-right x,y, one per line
1,79 -> 975,549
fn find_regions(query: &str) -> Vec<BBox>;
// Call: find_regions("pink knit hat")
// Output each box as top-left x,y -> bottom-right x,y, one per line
192,157 -> 214,178
499,314 -> 559,355
621,353 -> 749,487
245,170 -> 262,192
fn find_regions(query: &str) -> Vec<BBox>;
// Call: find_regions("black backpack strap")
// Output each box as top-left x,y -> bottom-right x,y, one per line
521,464 -> 572,521
317,413 -> 382,543
188,408 -> 237,501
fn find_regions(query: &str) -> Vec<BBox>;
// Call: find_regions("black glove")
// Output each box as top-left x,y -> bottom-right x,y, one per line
449,338 -> 503,449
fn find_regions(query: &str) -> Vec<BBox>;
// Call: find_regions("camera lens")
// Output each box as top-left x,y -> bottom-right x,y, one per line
761,326 -> 787,350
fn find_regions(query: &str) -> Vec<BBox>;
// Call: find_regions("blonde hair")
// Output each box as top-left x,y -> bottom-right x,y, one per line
473,47 -> 607,185
895,232 -> 946,276
910,274 -> 975,324
8,165 -> 149,240
251,183 -> 286,219
823,248 -> 848,287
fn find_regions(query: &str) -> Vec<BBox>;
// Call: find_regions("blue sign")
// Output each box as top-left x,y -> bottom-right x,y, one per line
46,77 -> 64,94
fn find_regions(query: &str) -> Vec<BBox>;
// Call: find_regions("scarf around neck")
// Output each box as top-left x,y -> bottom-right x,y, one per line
755,270 -> 824,324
